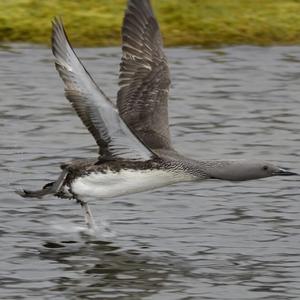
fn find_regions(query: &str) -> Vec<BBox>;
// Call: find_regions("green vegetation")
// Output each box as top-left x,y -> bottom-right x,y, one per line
1,0 -> 300,47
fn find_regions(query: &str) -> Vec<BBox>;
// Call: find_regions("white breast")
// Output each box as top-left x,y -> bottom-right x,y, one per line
71,169 -> 193,200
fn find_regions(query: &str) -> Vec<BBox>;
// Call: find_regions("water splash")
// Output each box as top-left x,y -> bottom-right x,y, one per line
50,216 -> 116,238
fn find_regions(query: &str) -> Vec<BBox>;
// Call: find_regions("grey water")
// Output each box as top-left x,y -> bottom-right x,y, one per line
1,44 -> 300,300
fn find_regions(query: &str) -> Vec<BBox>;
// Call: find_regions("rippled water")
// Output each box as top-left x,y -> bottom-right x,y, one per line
1,44 -> 300,299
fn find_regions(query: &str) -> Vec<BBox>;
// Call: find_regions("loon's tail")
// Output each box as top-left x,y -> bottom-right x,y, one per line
17,169 -> 68,199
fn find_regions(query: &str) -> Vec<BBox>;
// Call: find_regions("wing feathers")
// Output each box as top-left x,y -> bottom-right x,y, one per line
52,17 -> 154,161
117,0 -> 173,151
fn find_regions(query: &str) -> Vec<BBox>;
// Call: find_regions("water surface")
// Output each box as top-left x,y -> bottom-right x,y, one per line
1,44 -> 300,299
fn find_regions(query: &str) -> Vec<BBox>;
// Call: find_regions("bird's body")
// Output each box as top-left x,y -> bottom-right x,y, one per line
19,0 -> 297,228
71,167 -> 190,200
65,159 -> 280,200
48,157 -> 199,200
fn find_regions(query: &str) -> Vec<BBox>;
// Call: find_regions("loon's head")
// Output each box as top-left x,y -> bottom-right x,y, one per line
208,160 -> 298,181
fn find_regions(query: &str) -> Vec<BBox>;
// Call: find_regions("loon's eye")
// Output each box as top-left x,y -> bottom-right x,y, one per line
262,165 -> 268,171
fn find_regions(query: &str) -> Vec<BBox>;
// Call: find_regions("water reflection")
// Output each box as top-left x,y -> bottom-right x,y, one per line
39,238 -> 193,299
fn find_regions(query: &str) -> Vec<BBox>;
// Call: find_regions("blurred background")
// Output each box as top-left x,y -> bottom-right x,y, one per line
1,0 -> 300,47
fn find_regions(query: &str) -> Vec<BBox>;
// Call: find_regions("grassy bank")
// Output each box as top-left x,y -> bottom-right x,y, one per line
1,0 -> 300,47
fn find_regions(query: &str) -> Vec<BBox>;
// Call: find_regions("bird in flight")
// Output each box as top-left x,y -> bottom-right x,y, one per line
19,0 -> 297,229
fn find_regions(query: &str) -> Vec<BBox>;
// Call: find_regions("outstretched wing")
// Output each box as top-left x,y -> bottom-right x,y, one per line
52,18 -> 154,161
117,0 -> 173,151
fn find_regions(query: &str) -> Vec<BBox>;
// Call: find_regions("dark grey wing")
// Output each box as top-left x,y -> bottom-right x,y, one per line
52,18 -> 154,161
117,0 -> 173,151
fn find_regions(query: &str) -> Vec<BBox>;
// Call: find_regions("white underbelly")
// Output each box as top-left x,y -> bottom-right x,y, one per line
71,169 -> 192,199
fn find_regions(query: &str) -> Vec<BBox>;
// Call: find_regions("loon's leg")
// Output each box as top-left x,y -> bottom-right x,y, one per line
76,198 -> 96,230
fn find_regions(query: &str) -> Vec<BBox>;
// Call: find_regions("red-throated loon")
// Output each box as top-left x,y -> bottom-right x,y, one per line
18,0 -> 298,229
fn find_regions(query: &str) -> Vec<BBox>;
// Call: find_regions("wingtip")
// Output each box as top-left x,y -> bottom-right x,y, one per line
51,16 -> 62,50
52,16 -> 63,27
126,0 -> 153,16
51,16 -> 65,39
51,16 -> 71,59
